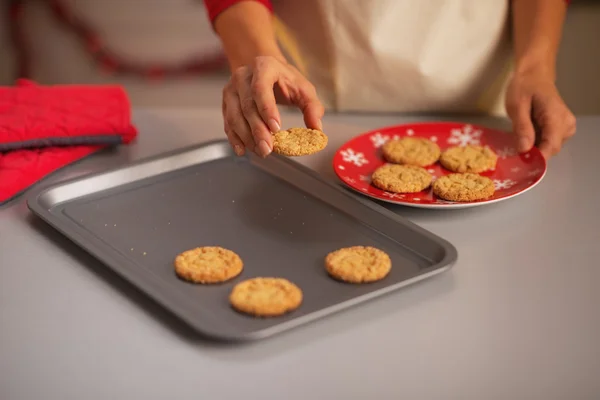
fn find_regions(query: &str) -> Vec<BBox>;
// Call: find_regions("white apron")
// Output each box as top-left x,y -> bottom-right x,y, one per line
271,0 -> 513,116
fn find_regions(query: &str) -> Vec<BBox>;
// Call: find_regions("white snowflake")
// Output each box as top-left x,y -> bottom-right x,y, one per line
447,124 -> 482,146
493,179 -> 517,190
340,148 -> 369,167
383,192 -> 403,199
344,177 -> 356,184
497,146 -> 518,159
406,129 -> 415,136
524,153 -> 530,159
338,165 -> 345,170
359,175 -> 371,182
413,198 -> 421,201
370,132 -> 390,148
427,168 -> 436,173
511,167 -> 521,173
527,168 -> 543,177
430,136 -> 438,142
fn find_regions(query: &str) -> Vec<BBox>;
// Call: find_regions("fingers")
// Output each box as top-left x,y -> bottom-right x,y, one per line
506,95 -> 536,153
222,56 -> 326,159
538,112 -> 576,160
294,83 -> 325,131
223,118 -> 245,156
222,95 -> 244,156
223,80 -> 255,154
251,57 -> 283,134
533,93 -> 577,159
538,123 -> 563,159
236,69 -> 273,158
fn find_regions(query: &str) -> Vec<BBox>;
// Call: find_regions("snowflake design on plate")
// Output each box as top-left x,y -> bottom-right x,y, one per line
527,168 -> 543,178
436,199 -> 457,204
340,148 -> 369,166
430,136 -> 438,142
447,124 -> 482,146
338,165 -> 345,170
343,177 -> 356,184
493,179 -> 517,190
369,132 -> 390,148
511,167 -> 521,173
497,146 -> 518,159
359,175 -> 371,182
382,192 -> 403,199
406,129 -> 415,136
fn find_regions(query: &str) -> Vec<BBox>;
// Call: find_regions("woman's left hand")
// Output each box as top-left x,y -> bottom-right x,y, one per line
505,72 -> 576,159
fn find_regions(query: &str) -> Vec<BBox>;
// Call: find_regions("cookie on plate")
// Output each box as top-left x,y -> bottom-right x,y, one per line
229,277 -> 303,317
272,127 -> 328,156
174,246 -> 243,284
325,246 -> 392,283
382,137 -> 441,166
433,173 -> 495,202
439,145 -> 497,173
371,164 -> 432,193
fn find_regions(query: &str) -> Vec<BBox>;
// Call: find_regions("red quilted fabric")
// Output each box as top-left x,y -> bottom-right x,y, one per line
0,79 -> 137,205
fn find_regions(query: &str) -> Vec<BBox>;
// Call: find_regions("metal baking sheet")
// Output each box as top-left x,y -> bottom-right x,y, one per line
27,139 -> 458,341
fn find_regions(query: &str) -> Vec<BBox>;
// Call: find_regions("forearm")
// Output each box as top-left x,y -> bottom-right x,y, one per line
211,1 -> 285,70
511,0 -> 568,80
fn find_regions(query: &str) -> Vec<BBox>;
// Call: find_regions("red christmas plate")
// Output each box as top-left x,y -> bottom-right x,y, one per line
332,122 -> 547,209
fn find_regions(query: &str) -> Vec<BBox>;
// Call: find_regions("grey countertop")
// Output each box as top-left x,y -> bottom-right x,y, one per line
1,109 -> 599,400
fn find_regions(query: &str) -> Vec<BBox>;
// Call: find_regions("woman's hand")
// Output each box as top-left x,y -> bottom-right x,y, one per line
505,72 -> 576,160
222,56 -> 324,158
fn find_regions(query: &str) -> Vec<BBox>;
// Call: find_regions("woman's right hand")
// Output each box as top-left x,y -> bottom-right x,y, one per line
222,56 -> 324,158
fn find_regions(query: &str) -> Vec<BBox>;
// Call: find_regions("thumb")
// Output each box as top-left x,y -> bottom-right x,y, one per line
507,97 -> 536,153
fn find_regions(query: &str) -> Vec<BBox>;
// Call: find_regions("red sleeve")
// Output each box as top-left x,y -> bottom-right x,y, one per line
203,0 -> 273,23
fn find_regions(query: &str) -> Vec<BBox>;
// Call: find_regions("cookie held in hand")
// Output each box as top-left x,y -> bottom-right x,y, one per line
272,127 -> 328,156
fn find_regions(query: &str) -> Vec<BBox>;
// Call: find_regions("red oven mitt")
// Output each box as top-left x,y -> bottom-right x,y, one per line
0,79 -> 137,205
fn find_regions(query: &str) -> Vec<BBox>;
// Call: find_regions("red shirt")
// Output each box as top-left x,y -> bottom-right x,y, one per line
203,0 -> 272,22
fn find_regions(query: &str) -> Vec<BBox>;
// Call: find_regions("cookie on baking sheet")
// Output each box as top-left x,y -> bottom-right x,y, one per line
174,246 -> 243,284
439,145 -> 497,173
229,277 -> 303,317
382,137 -> 441,166
433,173 -> 495,202
371,164 -> 432,193
325,246 -> 392,283
272,127 -> 328,156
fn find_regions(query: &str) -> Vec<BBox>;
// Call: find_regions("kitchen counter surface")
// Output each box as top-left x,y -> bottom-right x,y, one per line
1,109 -> 599,400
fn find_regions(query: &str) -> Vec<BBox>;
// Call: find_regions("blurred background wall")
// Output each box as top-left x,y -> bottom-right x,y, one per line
1,0 -> 598,114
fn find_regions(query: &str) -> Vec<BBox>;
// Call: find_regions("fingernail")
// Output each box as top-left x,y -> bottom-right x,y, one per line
316,120 -> 323,130
257,140 -> 271,157
234,144 -> 244,156
268,119 -> 281,133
